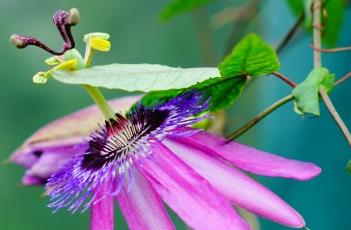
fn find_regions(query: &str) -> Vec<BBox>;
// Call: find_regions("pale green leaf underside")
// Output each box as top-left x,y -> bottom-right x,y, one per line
52,64 -> 220,92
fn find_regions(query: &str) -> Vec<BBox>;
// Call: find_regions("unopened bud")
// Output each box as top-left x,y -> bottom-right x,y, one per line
10,34 -> 27,49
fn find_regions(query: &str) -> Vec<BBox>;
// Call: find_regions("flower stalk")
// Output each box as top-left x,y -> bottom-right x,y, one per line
84,85 -> 115,120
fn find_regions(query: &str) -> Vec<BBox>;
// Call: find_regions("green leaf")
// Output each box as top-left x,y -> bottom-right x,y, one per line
286,0 -> 312,27
52,64 -> 220,92
140,75 -> 248,112
192,75 -> 247,111
347,159 -> 351,174
219,33 -> 280,78
292,67 -> 335,116
141,89 -> 182,107
323,0 -> 345,46
286,0 -> 345,46
160,0 -> 214,21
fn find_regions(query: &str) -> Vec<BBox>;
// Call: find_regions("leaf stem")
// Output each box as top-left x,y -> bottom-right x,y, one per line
226,95 -> 294,140
271,71 -> 297,87
313,0 -> 351,147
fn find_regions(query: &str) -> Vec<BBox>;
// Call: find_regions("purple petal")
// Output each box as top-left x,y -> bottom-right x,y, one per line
137,140 -> 249,230
164,138 -> 305,228
117,169 -> 175,230
90,183 -> 114,230
176,129 -> 321,180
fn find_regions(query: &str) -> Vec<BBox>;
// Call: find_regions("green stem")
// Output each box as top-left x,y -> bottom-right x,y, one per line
226,95 -> 294,140
84,85 -> 115,120
81,37 -> 115,120
275,12 -> 304,55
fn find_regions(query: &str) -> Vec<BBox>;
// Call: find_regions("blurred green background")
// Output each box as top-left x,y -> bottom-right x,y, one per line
1,0 -> 350,229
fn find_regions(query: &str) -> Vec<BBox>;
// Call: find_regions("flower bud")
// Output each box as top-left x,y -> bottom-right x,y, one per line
10,34 -> 27,49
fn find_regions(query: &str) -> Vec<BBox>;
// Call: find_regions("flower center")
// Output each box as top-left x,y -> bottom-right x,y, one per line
81,109 -> 170,172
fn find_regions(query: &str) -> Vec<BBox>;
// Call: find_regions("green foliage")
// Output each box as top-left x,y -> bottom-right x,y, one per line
140,33 -> 276,112
347,160 -> 351,174
140,75 -> 248,112
219,33 -> 280,78
286,0 -> 312,27
52,64 -> 220,92
160,0 -> 214,21
292,67 -> 335,116
323,0 -> 345,46
141,89 -> 182,107
285,0 -> 345,46
191,76 -> 248,111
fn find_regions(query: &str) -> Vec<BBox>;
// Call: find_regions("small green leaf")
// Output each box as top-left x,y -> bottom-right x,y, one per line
140,75 -> 247,112
52,64 -> 220,92
219,33 -> 280,78
160,0 -> 214,21
292,67 -> 335,116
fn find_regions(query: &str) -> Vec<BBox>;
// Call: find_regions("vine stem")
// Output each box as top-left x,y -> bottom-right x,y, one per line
312,0 -> 351,147
275,12 -> 304,55
310,45 -> 351,53
192,7 -> 216,66
312,0 -> 322,68
271,72 -> 297,87
335,71 -> 351,86
226,95 -> 294,141
319,88 -> 351,146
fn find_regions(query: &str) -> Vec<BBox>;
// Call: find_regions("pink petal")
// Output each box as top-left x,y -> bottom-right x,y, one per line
90,183 -> 114,230
137,140 -> 249,230
177,129 -> 321,180
164,139 -> 305,228
22,173 -> 44,185
10,95 -> 141,186
27,145 -> 87,179
117,170 -> 175,230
